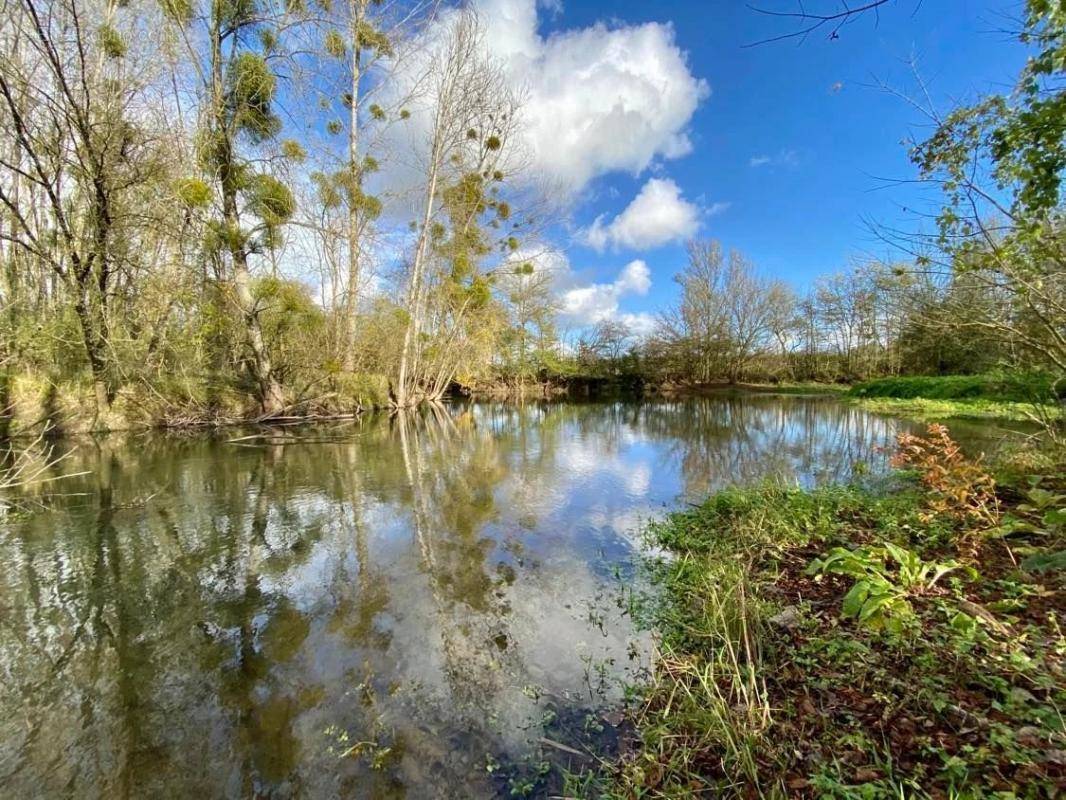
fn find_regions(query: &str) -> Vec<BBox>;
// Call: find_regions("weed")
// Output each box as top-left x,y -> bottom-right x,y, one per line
586,451 -> 1065,798
809,542 -> 965,634
892,424 -> 1000,533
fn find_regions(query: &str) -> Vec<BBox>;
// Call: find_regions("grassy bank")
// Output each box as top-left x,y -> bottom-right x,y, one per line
853,396 -> 1062,423
849,373 -> 1061,403
577,429 -> 1065,797
848,373 -> 1064,424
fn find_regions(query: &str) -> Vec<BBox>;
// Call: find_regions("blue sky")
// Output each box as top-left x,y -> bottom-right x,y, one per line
321,0 -> 1032,334
514,0 -> 1029,331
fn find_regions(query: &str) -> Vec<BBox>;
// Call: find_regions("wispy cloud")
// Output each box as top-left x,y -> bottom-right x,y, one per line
749,148 -> 800,169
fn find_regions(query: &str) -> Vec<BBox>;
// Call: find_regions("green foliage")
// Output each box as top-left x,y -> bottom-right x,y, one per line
252,278 -> 328,382
914,1 -> 1066,226
324,29 -> 346,57
193,127 -> 226,172
332,372 -> 389,409
352,187 -> 381,219
217,0 -> 258,31
309,169 -> 380,218
808,543 -> 964,634
203,219 -> 248,255
173,177 -> 213,208
98,24 -> 127,58
850,372 -> 1062,403
311,170 -> 341,208
245,173 -> 295,232
907,2 -> 1066,375
227,52 -> 281,142
280,139 -> 307,162
355,20 -> 391,57
159,0 -> 193,23
853,396 -> 1063,423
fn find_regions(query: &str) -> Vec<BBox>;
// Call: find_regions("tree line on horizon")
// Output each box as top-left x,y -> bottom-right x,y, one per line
0,0 -> 1061,430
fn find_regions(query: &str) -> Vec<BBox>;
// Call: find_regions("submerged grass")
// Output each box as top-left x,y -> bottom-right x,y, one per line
576,438 -> 1066,798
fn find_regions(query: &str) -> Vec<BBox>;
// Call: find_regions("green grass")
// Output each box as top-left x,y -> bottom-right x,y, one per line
577,452 -> 1066,798
749,381 -> 850,395
849,372 -> 1062,403
854,396 -> 1061,423
846,373 -> 1064,424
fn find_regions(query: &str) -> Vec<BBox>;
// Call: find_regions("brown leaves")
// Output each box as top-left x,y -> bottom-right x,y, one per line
892,424 -> 1001,533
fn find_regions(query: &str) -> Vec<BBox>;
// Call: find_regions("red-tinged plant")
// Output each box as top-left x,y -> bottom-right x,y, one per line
892,424 -> 1000,532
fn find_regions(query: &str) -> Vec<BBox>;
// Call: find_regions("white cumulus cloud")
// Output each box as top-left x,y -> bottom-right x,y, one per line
618,312 -> 658,337
393,0 -> 708,196
559,259 -> 651,325
583,177 -> 700,252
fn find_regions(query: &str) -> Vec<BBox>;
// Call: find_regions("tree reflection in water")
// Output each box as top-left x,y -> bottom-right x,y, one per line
0,396 -> 1008,798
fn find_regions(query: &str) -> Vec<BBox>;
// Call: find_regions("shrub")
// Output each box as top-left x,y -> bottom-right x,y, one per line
332,372 -> 389,410
892,424 -> 1000,532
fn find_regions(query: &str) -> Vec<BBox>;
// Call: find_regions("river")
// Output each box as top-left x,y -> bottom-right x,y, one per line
0,395 -> 1018,798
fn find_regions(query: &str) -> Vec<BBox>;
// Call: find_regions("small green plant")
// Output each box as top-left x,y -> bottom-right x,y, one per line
1017,482 -> 1066,530
808,542 -> 964,633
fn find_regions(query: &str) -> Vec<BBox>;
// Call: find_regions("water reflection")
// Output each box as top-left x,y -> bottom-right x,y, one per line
0,396 -> 986,798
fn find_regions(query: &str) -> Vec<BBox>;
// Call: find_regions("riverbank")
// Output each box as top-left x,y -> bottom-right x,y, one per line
653,381 -> 849,396
851,396 -> 1062,423
0,370 -> 392,436
847,373 -> 1064,425
577,429 -> 1065,797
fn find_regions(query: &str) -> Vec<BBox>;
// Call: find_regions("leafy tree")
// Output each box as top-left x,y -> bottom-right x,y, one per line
167,0 -> 297,413
907,0 -> 1066,375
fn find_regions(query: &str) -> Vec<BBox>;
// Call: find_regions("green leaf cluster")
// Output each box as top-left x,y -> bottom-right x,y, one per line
227,52 -> 281,142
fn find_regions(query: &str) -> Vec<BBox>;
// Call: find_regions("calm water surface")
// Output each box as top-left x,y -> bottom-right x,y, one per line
0,396 -> 1014,798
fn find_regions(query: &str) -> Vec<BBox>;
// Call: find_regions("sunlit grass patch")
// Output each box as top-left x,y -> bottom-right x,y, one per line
854,396 -> 1062,423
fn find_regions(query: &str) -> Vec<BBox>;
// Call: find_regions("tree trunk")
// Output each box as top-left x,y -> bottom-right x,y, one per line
231,246 -> 284,415
342,0 -> 364,372
395,158 -> 440,408
73,286 -> 112,414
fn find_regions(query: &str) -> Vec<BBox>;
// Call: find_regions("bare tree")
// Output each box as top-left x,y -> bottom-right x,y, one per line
746,1 -> 902,46
393,9 -> 521,407
0,0 -> 164,416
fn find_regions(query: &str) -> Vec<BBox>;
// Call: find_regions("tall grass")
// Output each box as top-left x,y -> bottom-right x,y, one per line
598,487 -> 850,798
